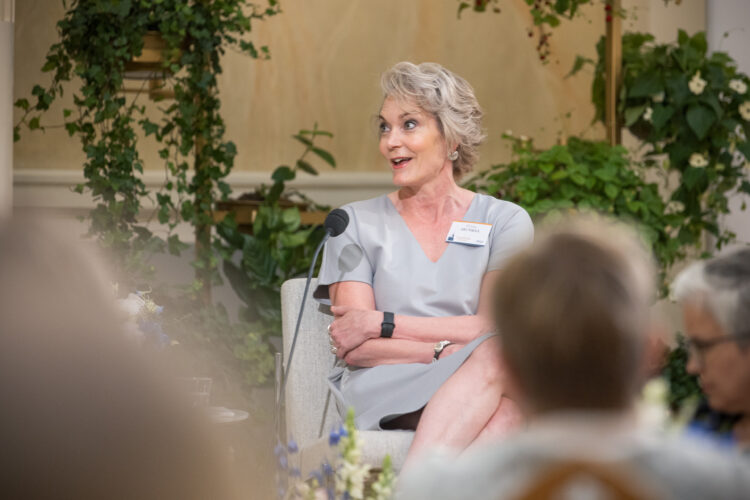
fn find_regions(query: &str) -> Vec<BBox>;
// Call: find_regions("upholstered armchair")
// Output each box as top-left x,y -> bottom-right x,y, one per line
279,278 -> 414,477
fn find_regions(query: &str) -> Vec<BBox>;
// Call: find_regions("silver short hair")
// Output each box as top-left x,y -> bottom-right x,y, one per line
672,248 -> 750,339
380,62 -> 485,179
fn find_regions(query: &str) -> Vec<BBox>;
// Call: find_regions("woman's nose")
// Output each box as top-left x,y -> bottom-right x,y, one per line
385,129 -> 402,149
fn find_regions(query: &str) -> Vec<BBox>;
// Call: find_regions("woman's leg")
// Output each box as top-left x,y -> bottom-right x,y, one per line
404,337 -> 515,463
467,396 -> 523,448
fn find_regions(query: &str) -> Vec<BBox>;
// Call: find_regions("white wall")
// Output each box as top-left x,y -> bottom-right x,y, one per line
707,0 -> 750,249
0,0 -> 13,219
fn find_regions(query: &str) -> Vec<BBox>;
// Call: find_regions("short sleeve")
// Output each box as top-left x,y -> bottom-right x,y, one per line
487,207 -> 534,272
313,205 -> 374,305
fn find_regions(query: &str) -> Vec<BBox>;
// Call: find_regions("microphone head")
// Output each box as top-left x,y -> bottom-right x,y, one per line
324,208 -> 349,237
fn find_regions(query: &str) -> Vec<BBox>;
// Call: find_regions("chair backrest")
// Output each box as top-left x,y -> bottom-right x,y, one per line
281,278 -> 339,448
514,460 -> 660,500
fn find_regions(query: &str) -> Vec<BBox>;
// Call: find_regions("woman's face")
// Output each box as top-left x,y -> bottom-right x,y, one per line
378,96 -> 451,188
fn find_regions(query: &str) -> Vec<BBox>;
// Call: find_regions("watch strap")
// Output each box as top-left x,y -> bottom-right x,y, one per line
380,311 -> 395,338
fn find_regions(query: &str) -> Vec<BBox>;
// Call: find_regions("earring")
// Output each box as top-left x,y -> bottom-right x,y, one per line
448,150 -> 459,161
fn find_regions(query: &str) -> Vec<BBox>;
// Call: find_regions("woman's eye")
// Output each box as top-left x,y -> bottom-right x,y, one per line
378,122 -> 390,134
404,120 -> 417,130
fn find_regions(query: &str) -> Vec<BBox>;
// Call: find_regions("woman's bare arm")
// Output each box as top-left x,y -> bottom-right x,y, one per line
328,270 -> 499,359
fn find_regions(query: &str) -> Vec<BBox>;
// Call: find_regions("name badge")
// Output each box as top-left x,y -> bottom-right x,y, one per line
445,221 -> 492,246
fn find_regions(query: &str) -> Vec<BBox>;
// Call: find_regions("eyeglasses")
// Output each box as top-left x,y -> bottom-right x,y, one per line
685,333 -> 750,363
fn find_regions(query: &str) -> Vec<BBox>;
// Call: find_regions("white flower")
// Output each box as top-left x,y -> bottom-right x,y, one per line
519,135 -> 529,142
688,71 -> 707,95
118,293 -> 146,316
652,92 -> 665,103
643,107 -> 653,122
740,101 -> 750,121
729,79 -> 747,95
638,378 -> 670,430
689,153 -> 709,168
504,129 -> 513,136
666,200 -> 685,213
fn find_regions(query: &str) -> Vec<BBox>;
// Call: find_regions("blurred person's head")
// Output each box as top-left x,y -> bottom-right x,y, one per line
671,248 -> 750,415
493,216 -> 656,416
0,218 -> 240,499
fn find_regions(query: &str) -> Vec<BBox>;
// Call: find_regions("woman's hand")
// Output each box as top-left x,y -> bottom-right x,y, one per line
329,305 -> 381,358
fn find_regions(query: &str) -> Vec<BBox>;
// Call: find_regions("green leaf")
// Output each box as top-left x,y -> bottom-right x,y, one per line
629,74 -> 662,98
604,183 -> 619,200
299,129 -> 333,138
736,141 -> 750,162
566,55 -> 594,78
272,165 -> 295,182
682,166 -> 706,189
141,119 -> 159,136
296,159 -> 318,176
311,147 -> 336,167
686,104 -> 715,140
14,98 -> 29,111
292,134 -> 313,147
457,1 -> 471,18
624,104 -> 647,127
281,207 -> 301,231
28,116 -> 41,130
651,105 -> 674,130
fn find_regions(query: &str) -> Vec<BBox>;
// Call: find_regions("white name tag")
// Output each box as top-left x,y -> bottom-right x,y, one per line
446,221 -> 492,246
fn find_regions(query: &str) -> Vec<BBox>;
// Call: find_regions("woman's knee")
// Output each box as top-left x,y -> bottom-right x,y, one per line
462,337 -> 505,388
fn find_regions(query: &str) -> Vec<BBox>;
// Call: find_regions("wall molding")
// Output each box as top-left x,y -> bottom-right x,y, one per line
13,168 -> 395,212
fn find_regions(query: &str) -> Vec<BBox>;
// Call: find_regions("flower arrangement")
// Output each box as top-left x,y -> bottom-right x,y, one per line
277,408 -> 395,500
582,30 -> 750,251
115,286 -> 170,348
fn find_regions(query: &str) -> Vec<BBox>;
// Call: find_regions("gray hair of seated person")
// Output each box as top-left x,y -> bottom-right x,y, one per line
493,216 -> 656,414
380,61 -> 485,180
671,248 -> 750,346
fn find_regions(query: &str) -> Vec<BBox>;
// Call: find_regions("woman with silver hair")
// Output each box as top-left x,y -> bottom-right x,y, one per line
314,62 -> 533,460
672,248 -> 750,448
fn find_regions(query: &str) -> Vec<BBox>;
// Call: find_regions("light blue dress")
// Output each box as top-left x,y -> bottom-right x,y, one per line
314,193 -> 533,430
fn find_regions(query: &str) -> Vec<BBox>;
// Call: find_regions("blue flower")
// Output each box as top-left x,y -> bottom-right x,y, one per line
329,429 -> 341,446
278,455 -> 288,469
326,486 -> 335,500
274,442 -> 285,457
322,461 -> 334,477
338,425 -> 348,438
287,439 -> 299,454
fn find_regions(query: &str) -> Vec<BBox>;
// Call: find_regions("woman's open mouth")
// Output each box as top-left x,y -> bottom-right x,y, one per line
391,157 -> 412,169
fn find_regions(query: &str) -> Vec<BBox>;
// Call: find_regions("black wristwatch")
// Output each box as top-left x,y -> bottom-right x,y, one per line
433,340 -> 453,362
380,311 -> 395,338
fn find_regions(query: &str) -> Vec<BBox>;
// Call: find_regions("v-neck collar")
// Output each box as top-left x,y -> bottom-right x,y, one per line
384,193 -> 478,264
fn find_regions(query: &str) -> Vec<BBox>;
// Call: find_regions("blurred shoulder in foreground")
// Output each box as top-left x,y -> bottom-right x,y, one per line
0,218 -> 242,500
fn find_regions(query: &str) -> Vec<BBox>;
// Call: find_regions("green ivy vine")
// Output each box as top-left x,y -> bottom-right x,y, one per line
14,0 -> 280,297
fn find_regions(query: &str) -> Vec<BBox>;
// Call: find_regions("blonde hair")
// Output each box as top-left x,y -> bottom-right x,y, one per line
380,61 -> 485,179
493,217 -> 655,413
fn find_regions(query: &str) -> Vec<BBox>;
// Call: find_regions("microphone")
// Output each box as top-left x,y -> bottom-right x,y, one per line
324,208 -> 349,237
281,208 -> 349,394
